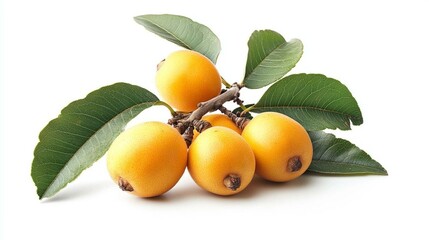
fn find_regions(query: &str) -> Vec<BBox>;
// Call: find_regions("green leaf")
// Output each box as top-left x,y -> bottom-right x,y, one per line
308,131 -> 387,175
242,30 -> 303,89
250,73 -> 363,131
134,14 -> 221,63
31,83 -> 159,199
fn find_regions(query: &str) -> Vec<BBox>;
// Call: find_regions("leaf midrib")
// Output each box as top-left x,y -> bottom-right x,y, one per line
310,159 -> 386,173
245,40 -> 288,80
252,105 -> 360,120
40,101 -> 157,199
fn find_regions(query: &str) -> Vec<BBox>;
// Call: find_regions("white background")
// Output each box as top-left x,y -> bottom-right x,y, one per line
1,0 -> 429,239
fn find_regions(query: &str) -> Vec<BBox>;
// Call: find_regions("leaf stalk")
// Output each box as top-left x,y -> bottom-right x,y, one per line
155,101 -> 177,116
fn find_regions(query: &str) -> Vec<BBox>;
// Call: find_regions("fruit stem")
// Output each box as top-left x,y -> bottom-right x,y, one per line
218,106 -> 250,130
156,59 -> 165,71
182,126 -> 194,147
223,174 -> 241,191
156,101 -> 177,117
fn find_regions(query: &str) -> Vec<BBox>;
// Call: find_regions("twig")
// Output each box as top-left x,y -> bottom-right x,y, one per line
169,83 -> 244,146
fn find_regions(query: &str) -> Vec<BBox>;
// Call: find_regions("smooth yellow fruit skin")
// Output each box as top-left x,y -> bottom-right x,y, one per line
188,127 -> 255,196
156,50 -> 221,112
241,112 -> 313,182
193,114 -> 242,140
107,122 -> 187,197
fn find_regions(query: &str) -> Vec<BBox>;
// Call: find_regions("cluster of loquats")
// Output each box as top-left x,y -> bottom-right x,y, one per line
31,14 -> 386,201
107,50 -> 312,197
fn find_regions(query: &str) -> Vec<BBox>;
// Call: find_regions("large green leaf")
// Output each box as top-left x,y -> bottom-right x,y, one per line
134,14 -> 221,63
31,83 -> 159,199
242,30 -> 303,89
250,73 -> 363,131
308,131 -> 387,175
